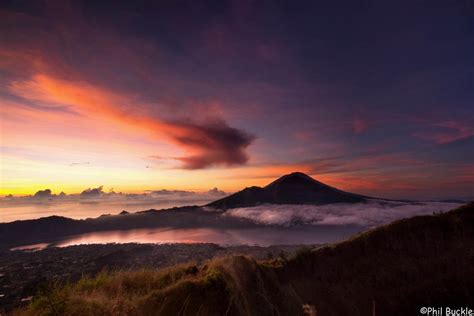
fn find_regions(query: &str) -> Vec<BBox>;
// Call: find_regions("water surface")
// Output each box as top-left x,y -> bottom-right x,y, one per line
13,225 -> 363,251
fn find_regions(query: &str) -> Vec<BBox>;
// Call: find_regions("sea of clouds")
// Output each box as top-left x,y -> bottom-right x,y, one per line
224,200 -> 463,227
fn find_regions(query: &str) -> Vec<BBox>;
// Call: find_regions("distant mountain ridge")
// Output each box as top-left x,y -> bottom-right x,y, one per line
207,172 -> 368,209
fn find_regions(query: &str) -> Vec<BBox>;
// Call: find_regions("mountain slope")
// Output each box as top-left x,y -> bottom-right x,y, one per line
207,172 -> 367,209
21,203 -> 474,316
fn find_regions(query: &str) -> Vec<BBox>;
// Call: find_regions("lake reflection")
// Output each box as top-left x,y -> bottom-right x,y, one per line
48,225 -> 363,248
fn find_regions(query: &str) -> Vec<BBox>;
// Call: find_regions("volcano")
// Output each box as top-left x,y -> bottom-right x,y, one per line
207,172 -> 368,209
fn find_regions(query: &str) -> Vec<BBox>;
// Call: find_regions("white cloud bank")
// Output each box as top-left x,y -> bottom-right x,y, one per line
224,200 -> 464,227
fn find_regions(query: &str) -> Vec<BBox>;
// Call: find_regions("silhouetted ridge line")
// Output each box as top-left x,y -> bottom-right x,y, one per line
207,172 -> 368,209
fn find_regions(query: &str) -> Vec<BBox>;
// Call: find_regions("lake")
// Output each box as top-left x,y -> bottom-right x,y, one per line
11,225 -> 363,251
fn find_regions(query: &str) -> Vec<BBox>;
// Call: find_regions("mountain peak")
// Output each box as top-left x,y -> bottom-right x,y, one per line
207,171 -> 367,209
288,171 -> 312,177
264,172 -> 320,189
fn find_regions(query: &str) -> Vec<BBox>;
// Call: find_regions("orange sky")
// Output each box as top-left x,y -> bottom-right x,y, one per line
1,1 -> 473,200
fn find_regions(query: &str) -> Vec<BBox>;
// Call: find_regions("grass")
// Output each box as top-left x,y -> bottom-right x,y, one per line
14,263 -> 205,315
13,254 -> 293,316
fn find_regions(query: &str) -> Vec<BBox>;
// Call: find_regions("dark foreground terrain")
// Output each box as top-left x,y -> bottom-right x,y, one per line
0,243 -> 310,313
9,202 -> 474,315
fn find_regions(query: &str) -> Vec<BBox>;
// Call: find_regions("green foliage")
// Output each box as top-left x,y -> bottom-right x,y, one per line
28,281 -> 70,316
21,263 -> 202,316
277,250 -> 287,262
75,271 -> 110,292
203,267 -> 225,287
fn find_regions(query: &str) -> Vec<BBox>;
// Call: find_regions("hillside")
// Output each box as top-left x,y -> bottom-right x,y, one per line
207,172 -> 367,209
17,202 -> 474,316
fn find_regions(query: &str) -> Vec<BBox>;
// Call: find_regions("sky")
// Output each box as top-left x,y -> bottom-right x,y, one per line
0,0 -> 473,200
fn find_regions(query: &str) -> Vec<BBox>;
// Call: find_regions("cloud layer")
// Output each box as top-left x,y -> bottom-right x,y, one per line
224,200 -> 463,227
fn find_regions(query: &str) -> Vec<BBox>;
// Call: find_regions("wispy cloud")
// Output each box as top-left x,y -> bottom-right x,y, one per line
414,120 -> 474,144
351,118 -> 369,134
8,74 -> 255,169
70,162 -> 90,166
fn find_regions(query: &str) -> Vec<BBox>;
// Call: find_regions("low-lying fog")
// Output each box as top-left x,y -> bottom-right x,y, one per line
224,200 -> 463,227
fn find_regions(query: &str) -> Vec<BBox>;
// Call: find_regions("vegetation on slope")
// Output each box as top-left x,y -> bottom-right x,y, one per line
14,202 -> 474,316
